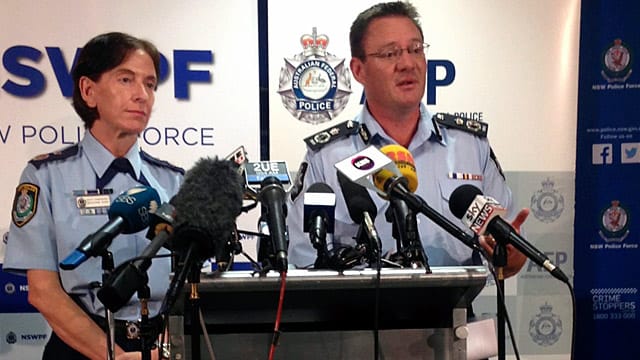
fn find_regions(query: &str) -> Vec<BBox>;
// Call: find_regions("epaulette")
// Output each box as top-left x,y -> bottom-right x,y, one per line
140,150 -> 185,175
303,120 -> 361,151
432,113 -> 488,138
28,145 -> 79,169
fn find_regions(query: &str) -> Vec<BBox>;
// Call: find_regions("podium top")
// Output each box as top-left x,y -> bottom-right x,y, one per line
186,266 -> 488,331
198,266 -> 488,292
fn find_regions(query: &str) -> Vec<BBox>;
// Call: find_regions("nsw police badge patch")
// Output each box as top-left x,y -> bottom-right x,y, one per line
12,183 -> 39,227
601,38 -> 633,83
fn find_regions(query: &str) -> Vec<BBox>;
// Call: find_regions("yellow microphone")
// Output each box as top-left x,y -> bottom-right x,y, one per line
373,144 -> 418,194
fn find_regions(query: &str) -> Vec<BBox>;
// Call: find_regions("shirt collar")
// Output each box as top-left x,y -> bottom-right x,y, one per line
358,102 -> 445,149
81,131 -> 141,179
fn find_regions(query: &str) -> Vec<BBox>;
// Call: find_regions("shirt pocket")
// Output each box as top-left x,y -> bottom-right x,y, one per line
437,178 -> 482,218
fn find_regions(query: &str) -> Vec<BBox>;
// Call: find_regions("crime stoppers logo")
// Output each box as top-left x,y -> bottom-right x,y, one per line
278,27 -> 351,124
601,38 -> 633,83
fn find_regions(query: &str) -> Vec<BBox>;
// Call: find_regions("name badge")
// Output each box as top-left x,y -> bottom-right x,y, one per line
74,189 -> 112,215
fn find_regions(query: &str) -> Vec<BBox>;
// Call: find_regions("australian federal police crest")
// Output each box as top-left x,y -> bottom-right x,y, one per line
529,302 -> 562,346
530,178 -> 564,223
278,27 -> 351,124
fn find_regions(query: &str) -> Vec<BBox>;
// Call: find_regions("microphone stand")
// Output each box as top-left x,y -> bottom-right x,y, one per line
188,260 -> 202,360
493,241 -> 508,360
99,251 -> 117,360
386,180 -> 479,252
385,201 -> 430,272
354,214 -> 380,269
137,283 -> 153,360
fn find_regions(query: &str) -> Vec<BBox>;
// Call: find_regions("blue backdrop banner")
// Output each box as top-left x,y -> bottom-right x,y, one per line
575,1 -> 640,359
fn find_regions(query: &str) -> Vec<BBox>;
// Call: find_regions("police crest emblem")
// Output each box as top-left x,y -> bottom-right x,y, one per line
599,200 -> 630,242
601,38 -> 633,83
529,302 -> 562,346
12,183 -> 39,227
530,178 -> 564,223
278,27 -> 351,124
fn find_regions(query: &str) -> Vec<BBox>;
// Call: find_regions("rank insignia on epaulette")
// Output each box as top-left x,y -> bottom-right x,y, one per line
304,120 -> 360,151
433,113 -> 488,138
28,145 -> 79,169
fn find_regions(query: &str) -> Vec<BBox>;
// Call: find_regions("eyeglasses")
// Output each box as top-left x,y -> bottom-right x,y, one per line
365,42 -> 430,62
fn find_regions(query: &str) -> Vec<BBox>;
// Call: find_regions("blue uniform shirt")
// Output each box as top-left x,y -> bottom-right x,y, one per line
4,131 -> 183,320
287,103 -> 515,268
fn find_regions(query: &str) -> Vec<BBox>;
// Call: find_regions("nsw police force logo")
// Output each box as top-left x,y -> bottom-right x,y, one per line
529,302 -> 562,346
599,200 -> 630,242
278,27 -> 351,124
530,178 -> 564,223
601,38 -> 633,83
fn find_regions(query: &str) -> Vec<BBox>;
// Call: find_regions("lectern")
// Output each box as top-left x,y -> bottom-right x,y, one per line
172,266 -> 487,360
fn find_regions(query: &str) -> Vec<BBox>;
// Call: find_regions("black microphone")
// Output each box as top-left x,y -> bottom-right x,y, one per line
97,203 -> 175,312
367,147 -> 479,252
303,182 -> 336,267
303,183 -> 336,247
337,171 -> 380,267
258,176 -> 289,272
60,186 -> 160,270
449,184 -> 569,283
161,157 -> 244,313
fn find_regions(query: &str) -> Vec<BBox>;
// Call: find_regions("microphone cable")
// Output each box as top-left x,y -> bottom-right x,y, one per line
476,246 -> 522,360
372,243 -> 382,360
268,271 -> 287,360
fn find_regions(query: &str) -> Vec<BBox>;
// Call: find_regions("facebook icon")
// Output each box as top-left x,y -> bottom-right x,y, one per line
592,144 -> 613,164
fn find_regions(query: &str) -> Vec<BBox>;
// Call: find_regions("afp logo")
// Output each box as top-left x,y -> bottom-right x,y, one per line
530,178 -> 564,223
529,302 -> 562,346
278,27 -> 351,124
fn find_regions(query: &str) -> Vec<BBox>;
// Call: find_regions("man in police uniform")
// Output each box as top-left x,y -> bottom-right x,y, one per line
3,32 -> 183,359
287,2 -> 529,276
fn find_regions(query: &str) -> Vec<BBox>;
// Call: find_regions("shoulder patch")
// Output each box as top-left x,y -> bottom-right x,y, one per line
433,113 -> 488,138
140,150 -> 185,175
12,183 -> 39,227
304,120 -> 360,151
28,145 -> 80,169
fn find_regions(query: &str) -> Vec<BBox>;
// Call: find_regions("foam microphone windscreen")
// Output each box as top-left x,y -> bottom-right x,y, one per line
170,157 -> 244,258
448,184 -> 483,219
374,144 -> 418,193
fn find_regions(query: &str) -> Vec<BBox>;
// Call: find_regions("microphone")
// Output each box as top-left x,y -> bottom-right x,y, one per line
334,145 -> 480,250
303,182 -> 336,254
170,157 -> 244,261
59,186 -> 160,270
161,157 -> 244,313
336,145 -> 479,251
336,171 -> 381,268
449,184 -> 569,283
376,145 -> 427,268
374,144 -> 418,194
258,176 -> 289,272
97,203 -> 176,312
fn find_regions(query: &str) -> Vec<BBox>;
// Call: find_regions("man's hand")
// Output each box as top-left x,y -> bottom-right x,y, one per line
478,208 -> 530,278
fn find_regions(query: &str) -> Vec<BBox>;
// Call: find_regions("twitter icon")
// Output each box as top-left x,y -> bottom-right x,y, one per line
621,143 -> 640,163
